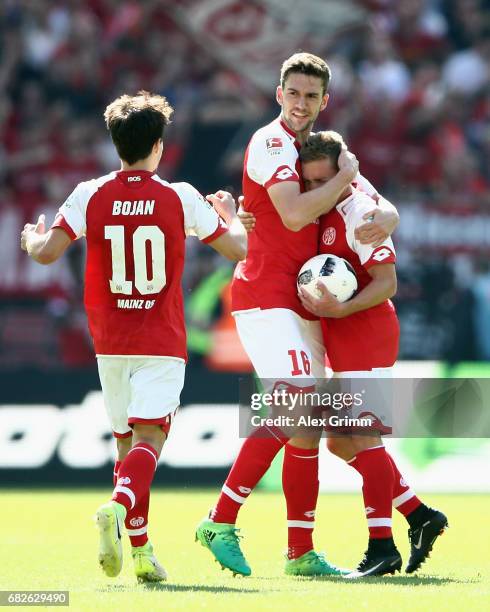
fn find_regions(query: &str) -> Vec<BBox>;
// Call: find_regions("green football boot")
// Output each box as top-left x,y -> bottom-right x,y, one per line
132,541 -> 167,583
195,517 -> 251,576
94,501 -> 126,578
285,550 -> 350,577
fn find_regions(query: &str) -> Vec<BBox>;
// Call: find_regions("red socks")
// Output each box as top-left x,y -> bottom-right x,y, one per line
283,444 -> 319,559
113,459 -> 149,547
113,460 -> 122,486
387,452 -> 422,516
348,446 -> 394,539
112,443 -> 158,516
211,426 -> 286,524
125,492 -> 150,547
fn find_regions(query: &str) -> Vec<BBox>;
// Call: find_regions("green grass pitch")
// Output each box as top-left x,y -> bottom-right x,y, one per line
1,490 -> 489,611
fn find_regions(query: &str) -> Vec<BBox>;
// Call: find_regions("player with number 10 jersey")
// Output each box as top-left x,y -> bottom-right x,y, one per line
53,173 -> 227,360
21,91 -> 247,583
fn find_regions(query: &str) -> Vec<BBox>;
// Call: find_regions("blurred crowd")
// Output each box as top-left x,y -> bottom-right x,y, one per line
0,0 -> 489,368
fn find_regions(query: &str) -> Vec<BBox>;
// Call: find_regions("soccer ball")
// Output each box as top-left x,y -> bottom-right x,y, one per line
297,254 -> 357,302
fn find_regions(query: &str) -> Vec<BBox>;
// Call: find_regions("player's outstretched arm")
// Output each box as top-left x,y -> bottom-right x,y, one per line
20,215 -> 71,265
299,264 -> 397,318
268,149 -> 358,231
206,191 -> 247,261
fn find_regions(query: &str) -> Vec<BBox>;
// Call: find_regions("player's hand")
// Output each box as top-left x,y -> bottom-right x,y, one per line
237,194 -> 256,232
298,283 -> 349,318
20,214 -> 45,251
355,208 -> 398,247
338,149 -> 359,183
206,191 -> 237,224
238,208 -> 256,233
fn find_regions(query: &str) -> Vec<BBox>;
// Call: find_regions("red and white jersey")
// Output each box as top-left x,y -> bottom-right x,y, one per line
52,170 -> 227,360
318,188 -> 398,371
318,188 -> 396,292
232,116 -> 319,320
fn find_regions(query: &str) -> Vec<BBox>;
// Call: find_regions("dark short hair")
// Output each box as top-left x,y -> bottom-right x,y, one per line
300,130 -> 346,171
280,53 -> 331,94
104,91 -> 173,165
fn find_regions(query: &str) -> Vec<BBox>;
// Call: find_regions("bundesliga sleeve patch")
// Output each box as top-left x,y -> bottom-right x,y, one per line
266,137 -> 283,149
266,137 -> 284,155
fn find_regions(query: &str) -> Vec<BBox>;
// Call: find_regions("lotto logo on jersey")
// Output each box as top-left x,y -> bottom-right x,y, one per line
274,166 -> 295,181
322,227 -> 336,246
266,137 -> 283,149
369,246 -> 396,264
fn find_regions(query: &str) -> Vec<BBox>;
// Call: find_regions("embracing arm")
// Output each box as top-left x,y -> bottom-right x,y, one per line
299,264 -> 397,319
341,263 -> 397,316
268,150 -> 359,231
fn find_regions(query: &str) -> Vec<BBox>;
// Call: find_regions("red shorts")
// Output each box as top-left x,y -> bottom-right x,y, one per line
320,301 -> 399,372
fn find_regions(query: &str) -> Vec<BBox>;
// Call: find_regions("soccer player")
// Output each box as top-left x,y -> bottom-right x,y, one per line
196,53 -> 399,577
20,91 -> 248,582
298,130 -> 448,578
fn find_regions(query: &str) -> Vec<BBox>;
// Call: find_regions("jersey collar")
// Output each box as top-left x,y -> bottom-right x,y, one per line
116,169 -> 155,187
117,170 -> 155,176
278,116 -> 301,150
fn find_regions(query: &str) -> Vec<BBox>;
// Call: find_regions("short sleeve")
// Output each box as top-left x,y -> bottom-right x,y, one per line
51,182 -> 90,240
246,132 -> 300,190
172,182 -> 229,242
346,193 -> 396,269
354,173 -> 378,199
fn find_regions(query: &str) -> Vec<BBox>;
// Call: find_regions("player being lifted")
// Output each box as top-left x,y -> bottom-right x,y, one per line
196,53 -> 399,576
20,91 -> 247,582
298,131 -> 448,577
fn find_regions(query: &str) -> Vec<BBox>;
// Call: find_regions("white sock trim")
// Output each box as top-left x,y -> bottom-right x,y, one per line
393,489 -> 415,508
222,484 -> 247,504
290,453 -> 319,459
127,525 -> 148,536
113,486 -> 136,510
287,520 -> 315,529
367,518 -> 392,527
128,445 -> 158,470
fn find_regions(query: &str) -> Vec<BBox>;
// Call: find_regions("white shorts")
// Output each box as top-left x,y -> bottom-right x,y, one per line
96,356 -> 186,438
331,367 -> 393,434
233,308 -> 326,390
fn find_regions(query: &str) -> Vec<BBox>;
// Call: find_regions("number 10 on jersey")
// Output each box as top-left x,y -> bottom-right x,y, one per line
105,225 -> 166,295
